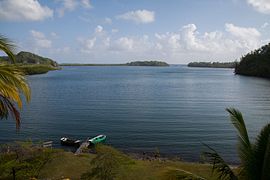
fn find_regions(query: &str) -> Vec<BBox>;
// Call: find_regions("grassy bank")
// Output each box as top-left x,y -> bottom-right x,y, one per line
0,143 -> 222,179
17,64 -> 60,75
40,151 -> 213,180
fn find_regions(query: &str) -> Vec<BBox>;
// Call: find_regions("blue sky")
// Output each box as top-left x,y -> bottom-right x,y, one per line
0,0 -> 270,64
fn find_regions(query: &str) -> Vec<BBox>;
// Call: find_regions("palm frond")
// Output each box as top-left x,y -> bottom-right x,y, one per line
202,144 -> 237,180
0,35 -> 16,63
0,65 -> 30,129
226,108 -> 251,149
0,35 -> 31,129
226,108 -> 254,176
0,95 -> 20,128
0,65 -> 31,105
253,123 -> 270,180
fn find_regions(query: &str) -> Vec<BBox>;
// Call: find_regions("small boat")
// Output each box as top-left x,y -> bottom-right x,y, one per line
88,135 -> 106,145
60,137 -> 81,147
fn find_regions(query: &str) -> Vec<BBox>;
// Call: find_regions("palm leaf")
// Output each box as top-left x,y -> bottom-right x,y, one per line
0,95 -> 20,128
226,108 -> 251,149
0,35 -> 31,129
0,65 -> 31,105
226,108 -> 254,177
202,144 -> 237,180
0,35 -> 16,63
253,123 -> 270,180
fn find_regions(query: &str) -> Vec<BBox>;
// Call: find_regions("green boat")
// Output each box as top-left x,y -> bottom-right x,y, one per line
88,134 -> 106,145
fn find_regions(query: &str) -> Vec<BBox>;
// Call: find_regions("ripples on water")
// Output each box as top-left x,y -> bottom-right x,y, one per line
1,65 -> 270,163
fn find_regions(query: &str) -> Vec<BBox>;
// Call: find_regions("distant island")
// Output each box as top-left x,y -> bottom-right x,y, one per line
187,61 -> 236,68
61,61 -> 169,67
126,61 -> 169,66
235,43 -> 270,78
0,51 -> 60,75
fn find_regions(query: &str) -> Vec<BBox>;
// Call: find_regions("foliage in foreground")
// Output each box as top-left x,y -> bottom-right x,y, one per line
80,145 -> 210,180
0,141 -> 56,179
203,108 -> 270,180
81,145 -> 135,180
0,142 -> 213,179
0,35 -> 31,128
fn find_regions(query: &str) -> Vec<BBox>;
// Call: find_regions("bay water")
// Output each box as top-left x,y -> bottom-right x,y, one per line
1,65 -> 270,163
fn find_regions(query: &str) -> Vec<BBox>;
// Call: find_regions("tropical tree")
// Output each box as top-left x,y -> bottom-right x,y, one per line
0,35 -> 30,128
203,108 -> 270,180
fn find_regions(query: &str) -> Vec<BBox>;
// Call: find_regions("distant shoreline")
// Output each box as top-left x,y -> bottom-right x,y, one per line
187,62 -> 236,69
60,63 -> 126,66
60,61 -> 169,67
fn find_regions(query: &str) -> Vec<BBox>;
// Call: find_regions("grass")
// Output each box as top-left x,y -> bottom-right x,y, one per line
18,64 -> 60,75
37,148 -> 216,179
39,152 -> 93,179
0,144 -> 222,179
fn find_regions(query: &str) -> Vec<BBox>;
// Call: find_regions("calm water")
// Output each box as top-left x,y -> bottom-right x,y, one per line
1,65 -> 270,163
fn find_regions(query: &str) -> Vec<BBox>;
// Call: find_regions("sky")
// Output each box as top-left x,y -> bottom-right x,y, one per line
0,0 -> 270,64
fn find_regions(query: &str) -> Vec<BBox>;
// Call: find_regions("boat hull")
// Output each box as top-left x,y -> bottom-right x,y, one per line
60,137 -> 81,147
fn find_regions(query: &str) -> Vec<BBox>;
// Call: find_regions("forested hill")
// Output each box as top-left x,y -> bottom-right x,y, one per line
0,51 -> 58,67
0,51 -> 59,75
235,43 -> 270,78
16,51 -> 58,67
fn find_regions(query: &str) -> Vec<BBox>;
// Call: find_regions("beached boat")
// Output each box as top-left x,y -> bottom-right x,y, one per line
88,135 -> 106,145
60,137 -> 81,147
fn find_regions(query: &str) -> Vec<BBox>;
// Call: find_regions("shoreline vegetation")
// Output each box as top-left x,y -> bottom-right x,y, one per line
187,43 -> 270,78
60,60 -> 169,67
0,51 -> 60,75
0,142 -> 221,179
235,43 -> 270,78
17,64 -> 60,75
187,61 -> 236,68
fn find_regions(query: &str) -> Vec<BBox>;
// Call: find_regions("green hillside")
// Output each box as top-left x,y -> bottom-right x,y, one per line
0,51 -> 60,75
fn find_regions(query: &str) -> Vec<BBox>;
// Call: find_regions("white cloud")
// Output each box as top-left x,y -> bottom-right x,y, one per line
84,38 -> 96,50
78,37 -> 96,53
225,23 -> 261,50
247,0 -> 270,14
57,0 -> 92,17
116,9 -> 155,24
30,30 -> 52,48
57,0 -> 77,17
155,32 -> 181,52
95,25 -> 104,33
261,22 -> 269,29
114,37 -> 134,51
225,23 -> 261,39
0,0 -> 53,21
76,23 -> 265,63
181,24 -> 207,51
109,35 -> 153,53
79,26 -> 111,53
81,0 -> 92,9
